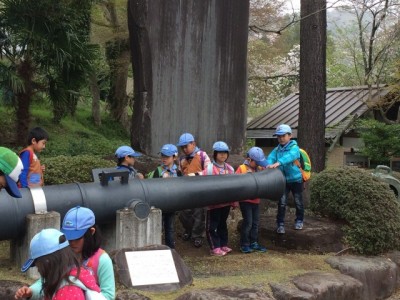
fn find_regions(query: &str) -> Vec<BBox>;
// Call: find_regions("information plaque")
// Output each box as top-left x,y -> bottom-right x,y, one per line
125,250 -> 179,286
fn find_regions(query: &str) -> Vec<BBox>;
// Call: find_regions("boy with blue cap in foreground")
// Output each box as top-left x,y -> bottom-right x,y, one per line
267,124 -> 304,234
0,147 -> 23,198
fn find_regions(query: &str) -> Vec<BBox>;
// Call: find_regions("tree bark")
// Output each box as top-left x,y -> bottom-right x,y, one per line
89,73 -> 102,126
298,0 -> 327,172
127,0 -> 250,156
15,59 -> 34,146
106,38 -> 131,130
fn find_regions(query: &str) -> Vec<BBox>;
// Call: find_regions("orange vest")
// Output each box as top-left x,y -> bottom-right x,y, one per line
236,164 -> 260,204
180,152 -> 204,175
19,148 -> 44,187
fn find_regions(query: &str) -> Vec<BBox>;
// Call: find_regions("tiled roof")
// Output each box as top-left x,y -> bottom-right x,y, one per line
247,85 -> 389,142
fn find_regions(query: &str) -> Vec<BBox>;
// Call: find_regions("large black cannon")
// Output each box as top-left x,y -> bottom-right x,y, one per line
0,169 -> 285,240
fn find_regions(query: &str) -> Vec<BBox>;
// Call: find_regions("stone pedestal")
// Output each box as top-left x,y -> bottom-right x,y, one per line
12,211 -> 60,279
113,207 -> 162,250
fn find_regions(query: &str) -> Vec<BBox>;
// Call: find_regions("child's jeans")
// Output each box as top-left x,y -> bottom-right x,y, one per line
239,202 -> 260,246
276,181 -> 304,226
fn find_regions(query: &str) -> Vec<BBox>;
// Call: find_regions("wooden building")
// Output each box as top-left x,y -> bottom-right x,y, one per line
247,85 -> 400,171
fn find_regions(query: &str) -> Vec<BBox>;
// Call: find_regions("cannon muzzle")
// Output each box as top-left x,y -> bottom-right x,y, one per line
0,169 -> 285,240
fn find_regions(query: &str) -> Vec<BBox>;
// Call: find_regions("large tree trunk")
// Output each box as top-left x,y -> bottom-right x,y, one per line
89,74 -> 102,126
106,38 -> 130,129
128,0 -> 250,156
298,0 -> 327,172
15,59 -> 34,146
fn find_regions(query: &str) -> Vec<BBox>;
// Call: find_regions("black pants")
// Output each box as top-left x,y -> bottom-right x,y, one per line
179,207 -> 205,239
206,206 -> 231,250
163,212 -> 175,249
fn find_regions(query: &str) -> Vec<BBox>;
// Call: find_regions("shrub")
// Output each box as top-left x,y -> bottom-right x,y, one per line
42,155 -> 115,185
310,166 -> 400,255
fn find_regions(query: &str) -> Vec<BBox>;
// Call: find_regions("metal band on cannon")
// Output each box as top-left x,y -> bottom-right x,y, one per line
29,187 -> 47,214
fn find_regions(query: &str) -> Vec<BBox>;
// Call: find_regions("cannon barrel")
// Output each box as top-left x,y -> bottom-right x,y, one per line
0,169 -> 285,240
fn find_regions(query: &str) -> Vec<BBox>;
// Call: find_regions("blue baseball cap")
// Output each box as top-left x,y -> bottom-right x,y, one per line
176,133 -> 195,146
213,141 -> 230,152
61,206 -> 95,240
273,124 -> 292,136
247,147 -> 268,167
21,228 -> 69,272
160,144 -> 178,157
115,146 -> 142,158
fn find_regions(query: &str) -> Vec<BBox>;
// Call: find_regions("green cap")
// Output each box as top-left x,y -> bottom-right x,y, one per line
0,147 -> 23,198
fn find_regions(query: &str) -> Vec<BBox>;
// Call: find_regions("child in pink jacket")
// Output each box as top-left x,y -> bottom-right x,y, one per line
203,141 -> 237,256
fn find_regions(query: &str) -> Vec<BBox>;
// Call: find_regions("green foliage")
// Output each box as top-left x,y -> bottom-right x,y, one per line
0,0 -> 100,124
40,107 -> 129,157
310,166 -> 400,255
357,119 -> 400,164
42,155 -> 116,185
0,102 -> 129,157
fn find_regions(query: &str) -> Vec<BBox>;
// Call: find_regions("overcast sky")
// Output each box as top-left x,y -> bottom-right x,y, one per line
285,0 -> 341,12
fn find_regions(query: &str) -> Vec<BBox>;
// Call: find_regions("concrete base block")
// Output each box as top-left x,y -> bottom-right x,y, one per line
12,211 -> 60,280
116,207 -> 162,249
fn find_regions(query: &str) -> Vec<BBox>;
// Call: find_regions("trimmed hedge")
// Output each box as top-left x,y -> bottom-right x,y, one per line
42,155 -> 116,185
310,166 -> 400,255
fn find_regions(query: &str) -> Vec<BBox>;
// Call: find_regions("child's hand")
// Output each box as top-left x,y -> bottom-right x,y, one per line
15,286 -> 32,299
136,173 -> 144,179
268,162 -> 280,169
41,164 -> 46,172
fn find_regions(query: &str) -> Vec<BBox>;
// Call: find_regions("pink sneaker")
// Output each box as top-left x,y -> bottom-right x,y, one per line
221,246 -> 232,253
210,247 -> 227,256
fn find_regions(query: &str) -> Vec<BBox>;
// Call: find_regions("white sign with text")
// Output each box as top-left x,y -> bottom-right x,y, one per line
125,250 -> 179,286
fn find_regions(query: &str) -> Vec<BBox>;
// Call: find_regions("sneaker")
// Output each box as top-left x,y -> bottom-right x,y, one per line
193,238 -> 203,248
210,247 -> 226,256
240,246 -> 253,254
182,233 -> 191,241
250,242 -> 267,253
295,221 -> 303,230
277,225 -> 285,234
221,246 -> 232,253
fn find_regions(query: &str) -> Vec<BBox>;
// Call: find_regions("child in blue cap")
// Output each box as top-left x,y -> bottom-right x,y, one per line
203,141 -> 237,256
176,132 -> 211,248
236,147 -> 267,254
267,124 -> 304,234
21,207 -> 115,300
61,206 -> 115,299
147,144 -> 182,249
15,228 -> 101,300
115,145 -> 144,179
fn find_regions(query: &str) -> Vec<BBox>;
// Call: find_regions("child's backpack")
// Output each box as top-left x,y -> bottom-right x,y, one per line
206,163 -> 214,175
294,148 -> 311,182
68,277 -> 106,300
146,166 -> 163,179
83,248 -> 105,283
